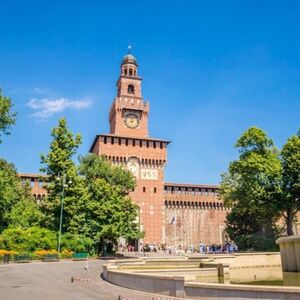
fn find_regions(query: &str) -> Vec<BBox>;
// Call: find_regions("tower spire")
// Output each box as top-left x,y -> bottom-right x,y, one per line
128,44 -> 132,54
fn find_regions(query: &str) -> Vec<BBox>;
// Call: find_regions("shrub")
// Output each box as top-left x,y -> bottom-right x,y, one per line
0,227 -> 56,252
0,249 -> 8,260
33,249 -> 57,259
0,228 -> 28,252
61,233 -> 93,253
0,227 -> 94,255
25,227 -> 56,251
60,249 -> 73,258
0,249 -> 18,261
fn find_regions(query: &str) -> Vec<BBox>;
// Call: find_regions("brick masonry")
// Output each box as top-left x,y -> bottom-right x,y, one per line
89,53 -> 228,246
164,183 -> 229,247
19,173 -> 47,202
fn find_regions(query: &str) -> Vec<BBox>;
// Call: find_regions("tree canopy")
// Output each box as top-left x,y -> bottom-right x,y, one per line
219,127 -> 283,249
79,154 -> 141,253
280,129 -> 300,235
0,89 -> 16,144
40,118 -> 88,234
7,180 -> 43,229
0,159 -> 39,231
220,126 -> 300,251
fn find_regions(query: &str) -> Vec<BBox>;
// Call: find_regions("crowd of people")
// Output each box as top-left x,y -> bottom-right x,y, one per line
198,242 -> 238,254
165,241 -> 238,254
119,241 -> 238,254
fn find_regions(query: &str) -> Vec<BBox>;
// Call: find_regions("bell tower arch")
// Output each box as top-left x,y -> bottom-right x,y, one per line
109,50 -> 149,137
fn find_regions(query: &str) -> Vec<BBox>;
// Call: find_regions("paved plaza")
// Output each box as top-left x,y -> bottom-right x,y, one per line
0,259 -> 178,300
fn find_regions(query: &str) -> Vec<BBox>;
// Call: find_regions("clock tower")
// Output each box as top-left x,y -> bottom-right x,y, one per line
109,53 -> 149,137
90,51 -> 170,246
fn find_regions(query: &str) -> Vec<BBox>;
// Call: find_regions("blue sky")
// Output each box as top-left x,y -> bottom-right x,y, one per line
0,1 -> 299,184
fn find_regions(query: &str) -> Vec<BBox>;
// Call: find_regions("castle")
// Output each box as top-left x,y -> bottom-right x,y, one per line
20,52 -> 228,248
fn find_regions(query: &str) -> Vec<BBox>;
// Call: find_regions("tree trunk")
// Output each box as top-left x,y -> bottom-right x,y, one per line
286,208 -> 294,236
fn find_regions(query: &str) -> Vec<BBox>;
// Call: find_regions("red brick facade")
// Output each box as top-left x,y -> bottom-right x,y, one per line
164,183 -> 229,248
18,173 -> 47,202
90,53 -> 170,244
89,53 -> 228,246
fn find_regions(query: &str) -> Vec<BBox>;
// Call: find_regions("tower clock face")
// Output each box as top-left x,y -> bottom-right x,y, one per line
124,113 -> 140,129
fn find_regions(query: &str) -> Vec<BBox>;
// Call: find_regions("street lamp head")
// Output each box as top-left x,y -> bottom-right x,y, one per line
68,180 -> 72,184
56,177 -> 60,181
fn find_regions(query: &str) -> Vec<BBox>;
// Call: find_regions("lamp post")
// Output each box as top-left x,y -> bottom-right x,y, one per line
138,206 -> 141,255
56,172 -> 72,253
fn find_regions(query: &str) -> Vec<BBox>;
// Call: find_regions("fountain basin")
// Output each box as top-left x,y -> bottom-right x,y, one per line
276,235 -> 300,272
102,253 -> 300,299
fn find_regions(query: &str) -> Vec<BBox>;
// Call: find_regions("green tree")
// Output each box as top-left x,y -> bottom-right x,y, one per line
0,159 -> 26,231
0,89 -> 16,143
79,154 -> 141,254
0,93 -> 40,231
219,127 -> 282,249
281,129 -> 300,235
7,181 -> 44,229
40,118 -> 89,234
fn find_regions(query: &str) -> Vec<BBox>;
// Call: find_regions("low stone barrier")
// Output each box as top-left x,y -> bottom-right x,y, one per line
185,282 -> 300,300
102,254 -> 300,300
231,252 -> 281,268
277,235 -> 300,272
103,265 -> 186,297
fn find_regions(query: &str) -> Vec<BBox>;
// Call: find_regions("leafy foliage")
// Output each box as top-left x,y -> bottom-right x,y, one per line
40,118 -> 89,234
0,89 -> 16,144
235,232 -> 278,252
0,92 -> 42,232
280,130 -> 300,235
7,181 -> 44,228
79,154 -> 141,253
0,227 -> 56,252
219,127 -> 282,249
79,154 -> 136,195
0,159 -> 37,231
61,233 -> 93,253
221,126 -> 300,247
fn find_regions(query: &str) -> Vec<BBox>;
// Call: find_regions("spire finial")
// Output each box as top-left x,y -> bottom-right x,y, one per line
128,44 -> 132,54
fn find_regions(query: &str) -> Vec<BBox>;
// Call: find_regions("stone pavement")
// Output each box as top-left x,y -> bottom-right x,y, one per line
0,260 -> 183,300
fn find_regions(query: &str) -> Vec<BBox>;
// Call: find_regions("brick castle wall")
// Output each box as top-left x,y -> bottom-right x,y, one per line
91,134 -> 168,244
164,183 -> 228,247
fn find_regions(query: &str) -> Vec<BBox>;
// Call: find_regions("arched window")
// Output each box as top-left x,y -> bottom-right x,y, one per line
143,186 -> 146,193
124,68 -> 128,76
154,187 -> 157,193
128,84 -> 134,94
129,68 -> 133,76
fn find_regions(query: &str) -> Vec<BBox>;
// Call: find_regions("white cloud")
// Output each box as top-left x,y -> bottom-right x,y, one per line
27,98 -> 91,118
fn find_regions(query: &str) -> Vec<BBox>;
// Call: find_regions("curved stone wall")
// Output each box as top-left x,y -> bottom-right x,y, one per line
102,254 -> 300,300
277,235 -> 300,272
